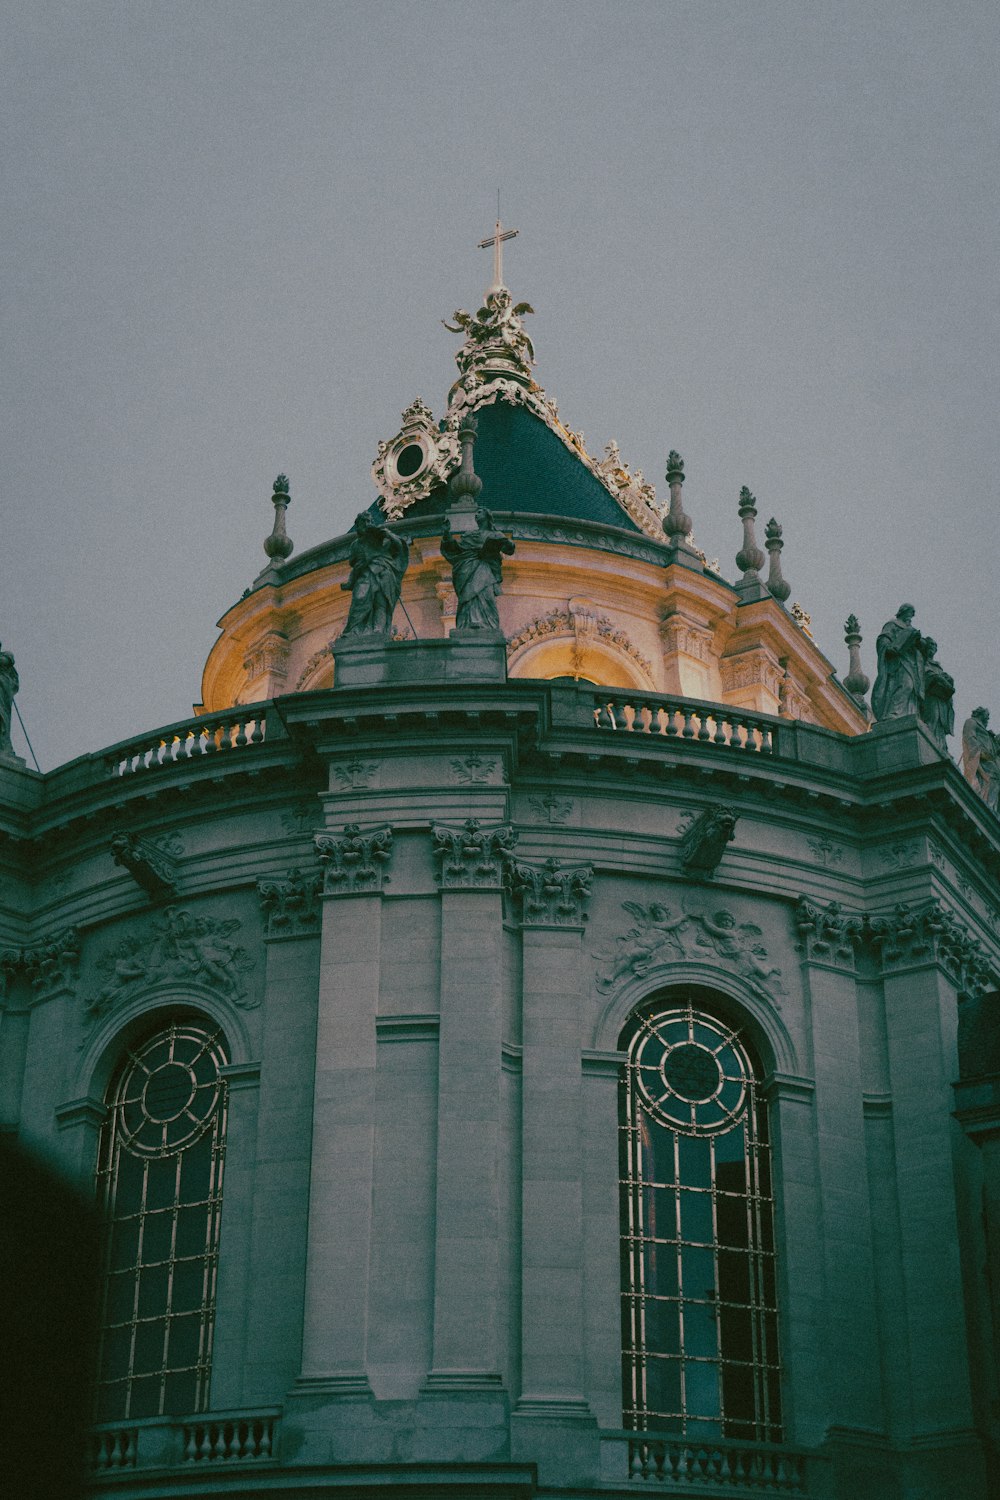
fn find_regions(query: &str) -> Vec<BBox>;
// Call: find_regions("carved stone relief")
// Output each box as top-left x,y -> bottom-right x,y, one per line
678,805 -> 738,878
432,818 -> 517,891
506,604 -> 653,679
257,868 -> 324,938
314,825 -> 393,896
528,792 -> 575,825
111,831 -> 179,900
794,898 -> 863,968
877,840 -> 922,870
334,758 -> 381,790
2,927 -> 81,1004
87,908 -> 256,1020
450,753 -> 503,786
595,899 -> 786,1006
868,899 -> 995,996
807,837 -> 844,867
507,856 -> 593,927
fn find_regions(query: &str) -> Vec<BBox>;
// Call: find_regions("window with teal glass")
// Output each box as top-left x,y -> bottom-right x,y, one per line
619,1000 -> 781,1441
95,1020 -> 228,1422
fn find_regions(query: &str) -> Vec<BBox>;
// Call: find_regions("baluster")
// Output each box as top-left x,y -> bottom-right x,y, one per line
183,1426 -> 198,1462
711,716 -> 727,745
249,715 -> 265,744
637,702 -> 653,733
696,713 -> 712,741
234,718 -> 248,748
219,721 -> 235,752
628,1442 -> 642,1479
202,721 -> 219,754
681,709 -> 697,739
260,1419 -> 273,1458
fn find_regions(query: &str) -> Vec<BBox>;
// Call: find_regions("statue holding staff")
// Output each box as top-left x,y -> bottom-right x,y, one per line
341,513 -> 409,638
0,643 -> 19,757
441,507 -> 515,632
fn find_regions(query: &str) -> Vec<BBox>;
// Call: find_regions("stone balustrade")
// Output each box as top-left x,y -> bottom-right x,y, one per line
104,706 -> 270,777
91,1410 -> 280,1473
599,1431 -> 813,1491
592,689 -> 778,753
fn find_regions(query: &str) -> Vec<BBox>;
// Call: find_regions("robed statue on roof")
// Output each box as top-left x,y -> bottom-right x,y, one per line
341,513 -> 409,638
872,604 -> 924,721
441,508 -> 515,632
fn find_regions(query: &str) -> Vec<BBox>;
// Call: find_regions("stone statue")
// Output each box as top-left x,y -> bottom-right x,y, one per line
341,513 -> 409,638
872,604 -> 924,721
963,708 -> 1000,811
0,643 -> 19,757
441,507 -> 515,632
917,637 -> 955,751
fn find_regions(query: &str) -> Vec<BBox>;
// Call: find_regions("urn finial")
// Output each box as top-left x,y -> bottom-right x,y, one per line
448,411 -> 483,512
735,487 -> 769,601
764,518 -> 791,603
663,451 -> 691,541
263,474 -> 294,561
843,614 -> 871,699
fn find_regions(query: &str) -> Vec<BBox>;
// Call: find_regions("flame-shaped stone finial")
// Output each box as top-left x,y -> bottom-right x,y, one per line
263,474 -> 293,562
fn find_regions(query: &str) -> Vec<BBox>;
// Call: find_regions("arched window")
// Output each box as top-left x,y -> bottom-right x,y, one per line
94,1019 -> 228,1422
619,999 -> 781,1441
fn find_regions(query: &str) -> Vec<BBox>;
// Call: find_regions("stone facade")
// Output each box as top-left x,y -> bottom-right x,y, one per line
2,662 -> 999,1499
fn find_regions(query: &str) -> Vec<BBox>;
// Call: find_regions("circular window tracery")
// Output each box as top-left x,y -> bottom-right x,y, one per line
115,1023 -> 224,1156
632,1008 -> 748,1135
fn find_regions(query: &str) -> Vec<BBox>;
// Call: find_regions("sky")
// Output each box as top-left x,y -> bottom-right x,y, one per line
4,0 -> 998,772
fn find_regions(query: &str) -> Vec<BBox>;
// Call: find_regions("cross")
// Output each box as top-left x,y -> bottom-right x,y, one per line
478,218 -> 518,292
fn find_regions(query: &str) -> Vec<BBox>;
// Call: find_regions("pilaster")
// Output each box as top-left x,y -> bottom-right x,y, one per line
423,819 -> 513,1393
792,900 -> 885,1437
209,1061 -> 261,1409
294,825 -> 393,1399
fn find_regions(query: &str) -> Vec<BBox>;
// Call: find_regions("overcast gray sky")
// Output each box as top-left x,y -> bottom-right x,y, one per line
4,0 -> 998,771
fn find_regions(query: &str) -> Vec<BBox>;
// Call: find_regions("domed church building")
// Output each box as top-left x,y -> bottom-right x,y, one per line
3,232 -> 1000,1500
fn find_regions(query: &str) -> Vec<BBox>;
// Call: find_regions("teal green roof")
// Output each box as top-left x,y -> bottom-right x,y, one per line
371,400 -> 644,532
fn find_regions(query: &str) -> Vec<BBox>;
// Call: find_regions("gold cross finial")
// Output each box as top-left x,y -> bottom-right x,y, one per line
478,217 -> 518,293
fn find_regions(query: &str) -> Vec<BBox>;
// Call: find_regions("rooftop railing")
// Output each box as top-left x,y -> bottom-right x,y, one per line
591,689 -> 778,753
104,705 -> 271,777
90,1409 -> 280,1473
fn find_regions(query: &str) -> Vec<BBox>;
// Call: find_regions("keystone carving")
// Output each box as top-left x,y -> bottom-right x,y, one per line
595,900 -> 786,1006
314,824 -> 393,896
432,818 -> 518,891
87,908 -> 256,1020
2,927 -> 81,1003
257,868 -> 324,938
506,856 -> 593,927
867,899 -> 995,996
111,831 -> 178,900
678,805 -> 738,878
794,899 -> 864,968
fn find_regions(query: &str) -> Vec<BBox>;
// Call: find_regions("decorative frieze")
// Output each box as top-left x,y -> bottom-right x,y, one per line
528,792 -> 574,825
314,824 -> 393,896
807,836 -> 844,867
867,899 -> 996,996
595,900 -> 786,1006
450,753 -> 503,786
877,840 -> 922,870
794,898 -> 864,968
678,805 -> 738,878
334,758 -> 381,790
257,868 -> 324,939
281,803 -> 318,836
87,908 -> 256,1020
432,817 -> 517,891
506,856 -> 593,927
111,831 -> 178,900
659,615 -> 715,665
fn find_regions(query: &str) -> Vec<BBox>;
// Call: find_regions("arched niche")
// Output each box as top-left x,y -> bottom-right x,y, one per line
508,633 -> 654,690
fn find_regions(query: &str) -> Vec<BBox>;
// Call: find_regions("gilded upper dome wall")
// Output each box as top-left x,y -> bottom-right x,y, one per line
199,510 -> 867,736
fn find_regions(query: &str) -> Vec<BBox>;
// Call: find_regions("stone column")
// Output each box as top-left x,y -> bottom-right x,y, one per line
295,826 -> 393,1397
793,903 -> 885,1436
872,903 -> 988,1492
423,819 -> 514,1393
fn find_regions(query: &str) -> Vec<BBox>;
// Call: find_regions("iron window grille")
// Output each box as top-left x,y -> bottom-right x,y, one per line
619,1000 -> 781,1441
